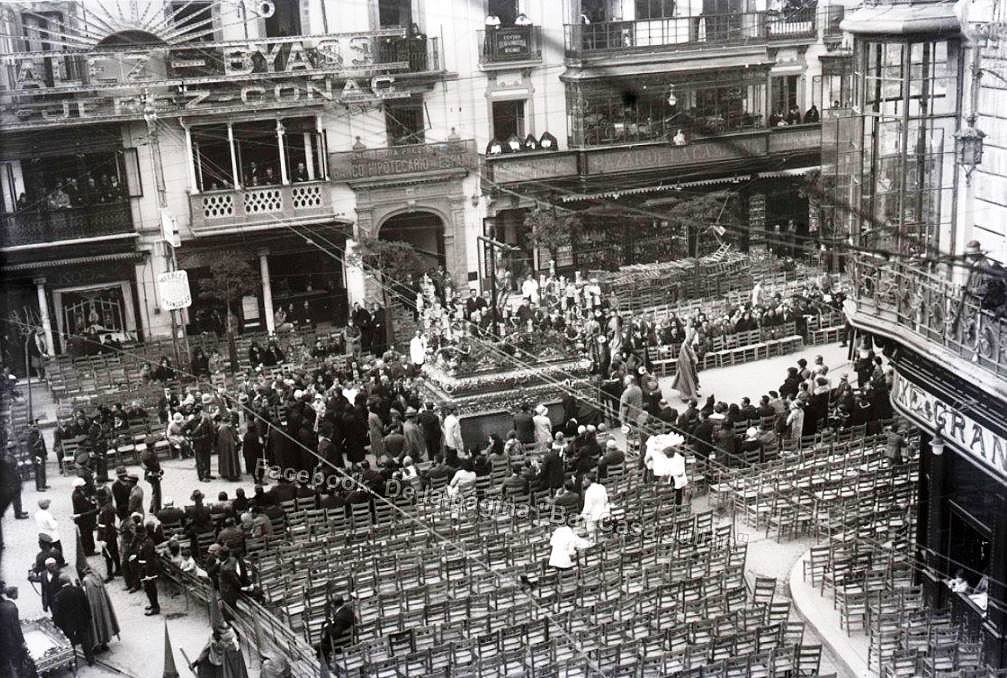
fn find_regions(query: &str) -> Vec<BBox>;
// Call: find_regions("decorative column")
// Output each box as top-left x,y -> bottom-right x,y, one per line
276,120 -> 289,185
259,250 -> 275,335
183,124 -> 199,193
984,493 -> 1007,667
315,116 -> 328,179
227,123 -> 241,189
34,278 -> 54,356
303,132 -> 316,180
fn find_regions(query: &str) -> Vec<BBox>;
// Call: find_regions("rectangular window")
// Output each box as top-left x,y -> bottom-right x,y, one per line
492,100 -> 525,141
379,0 -> 412,28
385,101 -> 426,145
635,0 -> 676,19
771,75 -> 799,118
169,1 -> 214,42
265,0 -> 301,37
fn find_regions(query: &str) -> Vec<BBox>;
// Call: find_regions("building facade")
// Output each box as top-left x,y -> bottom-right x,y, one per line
1,0 -> 849,366
839,0 -> 1007,666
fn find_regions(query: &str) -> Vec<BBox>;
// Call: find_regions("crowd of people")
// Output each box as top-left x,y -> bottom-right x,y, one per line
413,264 -> 845,380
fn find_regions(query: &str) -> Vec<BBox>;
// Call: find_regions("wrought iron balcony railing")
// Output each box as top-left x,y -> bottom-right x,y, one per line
564,9 -> 817,59
1,202 -> 134,248
850,254 -> 1007,380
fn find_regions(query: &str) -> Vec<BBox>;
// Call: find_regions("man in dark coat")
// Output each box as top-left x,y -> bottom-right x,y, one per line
513,403 -> 535,445
51,574 -> 94,665
417,402 -> 442,457
137,526 -> 159,615
318,597 -> 356,663
111,466 -> 132,521
596,440 -> 625,479
96,489 -> 120,581
242,426 -> 263,482
216,548 -> 252,620
537,447 -> 564,492
189,408 -> 216,482
0,581 -> 35,678
71,478 -> 98,555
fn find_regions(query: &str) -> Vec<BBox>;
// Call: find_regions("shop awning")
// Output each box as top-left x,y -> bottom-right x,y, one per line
0,250 -> 143,272
840,3 -> 960,37
561,173 -> 752,202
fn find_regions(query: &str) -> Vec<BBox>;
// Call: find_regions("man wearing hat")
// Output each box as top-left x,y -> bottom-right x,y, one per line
741,426 -> 764,465
402,407 -> 426,461
190,397 -> 217,482
96,488 -> 120,582
71,477 -> 98,556
136,524 -> 160,615
1,442 -> 28,531
533,404 -> 552,452
52,572 -> 95,665
111,466 -> 131,522
619,375 -> 644,429
597,439 -> 626,480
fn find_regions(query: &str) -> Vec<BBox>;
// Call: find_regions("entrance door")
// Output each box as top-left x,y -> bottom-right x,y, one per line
489,0 -> 519,25
379,211 -> 446,271
492,100 -> 526,142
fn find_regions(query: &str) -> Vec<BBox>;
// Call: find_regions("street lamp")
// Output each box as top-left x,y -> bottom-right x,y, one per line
954,116 -> 986,184
930,435 -> 944,456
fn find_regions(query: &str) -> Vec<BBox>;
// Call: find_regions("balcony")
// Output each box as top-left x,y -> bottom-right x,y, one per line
478,26 -> 543,66
0,202 -> 135,249
373,35 -> 443,74
188,181 -> 333,235
564,9 -> 817,60
848,255 -> 1007,388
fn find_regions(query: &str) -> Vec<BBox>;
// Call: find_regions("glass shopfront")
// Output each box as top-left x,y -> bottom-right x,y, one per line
566,68 -> 769,147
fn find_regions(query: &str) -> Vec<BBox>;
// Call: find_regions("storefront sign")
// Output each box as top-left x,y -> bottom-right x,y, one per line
768,126 -> 821,153
328,140 -> 477,180
0,31 -> 414,128
157,271 -> 192,311
586,135 -> 767,175
494,28 -> 533,60
488,154 -> 578,184
892,372 -> 1007,480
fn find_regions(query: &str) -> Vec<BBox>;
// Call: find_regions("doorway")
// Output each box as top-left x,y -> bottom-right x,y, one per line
379,211 -> 446,271
492,100 -> 526,142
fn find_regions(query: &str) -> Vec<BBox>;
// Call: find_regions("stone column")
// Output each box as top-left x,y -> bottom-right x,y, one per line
259,250 -> 275,335
276,120 -> 289,185
227,123 -> 241,189
924,433 -> 947,607
985,493 -> 1007,667
34,278 -> 54,356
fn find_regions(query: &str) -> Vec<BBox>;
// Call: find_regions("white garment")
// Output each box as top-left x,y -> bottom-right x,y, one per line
515,14 -> 532,25
521,277 -> 540,304
533,414 -> 552,447
443,414 -> 464,452
669,453 -> 688,489
447,469 -> 477,498
581,483 -> 610,521
751,282 -> 763,308
485,14 -> 501,26
35,509 -> 60,543
549,525 -> 591,569
409,336 -> 426,366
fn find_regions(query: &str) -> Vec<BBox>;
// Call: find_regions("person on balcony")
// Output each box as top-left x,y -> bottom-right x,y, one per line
47,184 -> 71,209
539,131 -> 558,150
963,240 -> 1004,315
673,129 -> 687,146
506,134 -> 524,152
263,167 -> 279,185
484,13 -> 501,28
486,137 -> 505,155
523,134 -> 539,150
804,104 -> 820,123
293,162 -> 309,182
515,12 -> 532,25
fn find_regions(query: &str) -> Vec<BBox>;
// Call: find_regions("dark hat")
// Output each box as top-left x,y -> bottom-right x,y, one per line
115,466 -> 128,477
191,489 -> 204,501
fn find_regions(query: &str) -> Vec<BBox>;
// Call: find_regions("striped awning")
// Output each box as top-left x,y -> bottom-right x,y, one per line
0,251 -> 143,272
560,174 -> 752,202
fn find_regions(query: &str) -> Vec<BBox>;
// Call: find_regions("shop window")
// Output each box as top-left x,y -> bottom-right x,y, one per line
636,0 -> 676,19
265,0 -> 301,37
492,100 -> 526,142
385,101 -> 426,145
947,509 -> 991,590
379,0 -> 412,28
169,1 -> 214,42
488,0 -> 519,25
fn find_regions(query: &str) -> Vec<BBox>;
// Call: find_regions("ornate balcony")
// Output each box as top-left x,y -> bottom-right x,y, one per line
564,9 -> 816,61
0,202 -> 135,249
188,181 -> 333,235
478,26 -> 543,66
848,255 -> 1007,392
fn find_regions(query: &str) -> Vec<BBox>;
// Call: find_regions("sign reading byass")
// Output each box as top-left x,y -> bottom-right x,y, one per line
891,372 -> 1007,480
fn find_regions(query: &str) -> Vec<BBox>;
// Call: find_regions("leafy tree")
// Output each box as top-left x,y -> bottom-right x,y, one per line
657,191 -> 745,256
524,206 -> 577,267
352,236 -> 429,345
199,252 -> 259,367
